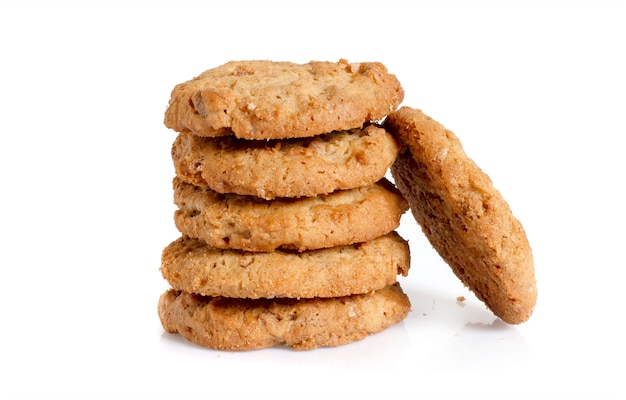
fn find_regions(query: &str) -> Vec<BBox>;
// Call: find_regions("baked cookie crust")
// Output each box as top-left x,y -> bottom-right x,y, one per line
164,59 -> 404,140
171,124 -> 399,199
158,283 -> 411,351
386,107 -> 536,324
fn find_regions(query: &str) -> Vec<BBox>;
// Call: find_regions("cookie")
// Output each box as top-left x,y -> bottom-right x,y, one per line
386,107 -> 536,324
173,177 -> 408,252
158,283 -> 411,351
171,124 -> 399,199
160,232 -> 410,299
163,59 -> 404,140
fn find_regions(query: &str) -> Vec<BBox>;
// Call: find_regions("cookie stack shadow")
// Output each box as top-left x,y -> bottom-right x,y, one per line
157,60 -> 413,350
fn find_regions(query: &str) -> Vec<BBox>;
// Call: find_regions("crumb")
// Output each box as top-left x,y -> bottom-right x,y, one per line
456,296 -> 466,302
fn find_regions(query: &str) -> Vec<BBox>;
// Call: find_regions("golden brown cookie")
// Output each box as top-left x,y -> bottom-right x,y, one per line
172,177 -> 408,252
164,59 -> 404,140
386,107 -> 536,324
158,283 -> 411,351
171,124 -> 399,199
160,233 -> 410,299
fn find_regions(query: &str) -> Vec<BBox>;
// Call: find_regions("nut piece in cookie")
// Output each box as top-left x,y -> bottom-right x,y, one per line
164,59 -> 404,140
386,107 -> 536,324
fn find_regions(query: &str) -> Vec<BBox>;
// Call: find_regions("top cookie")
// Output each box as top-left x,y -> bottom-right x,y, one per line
164,59 -> 404,140
386,107 -> 536,324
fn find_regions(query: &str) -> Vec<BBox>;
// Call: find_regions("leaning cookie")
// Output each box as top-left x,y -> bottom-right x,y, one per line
172,124 -> 399,199
164,59 -> 404,140
173,177 -> 408,252
158,283 -> 411,351
161,233 -> 409,299
386,107 -> 536,324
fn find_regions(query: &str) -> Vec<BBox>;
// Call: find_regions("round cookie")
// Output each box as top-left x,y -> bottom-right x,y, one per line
158,283 -> 411,351
164,59 -> 404,140
385,107 -> 536,325
172,124 -> 399,199
172,177 -> 408,252
161,233 -> 410,299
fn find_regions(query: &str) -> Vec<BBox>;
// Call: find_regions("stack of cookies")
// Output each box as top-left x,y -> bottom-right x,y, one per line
158,60 -> 413,350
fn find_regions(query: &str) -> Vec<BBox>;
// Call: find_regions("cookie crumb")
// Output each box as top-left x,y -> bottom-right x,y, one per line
456,296 -> 466,303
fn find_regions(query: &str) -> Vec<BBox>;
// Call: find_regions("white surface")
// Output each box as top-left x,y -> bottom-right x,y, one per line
1,1 -> 624,399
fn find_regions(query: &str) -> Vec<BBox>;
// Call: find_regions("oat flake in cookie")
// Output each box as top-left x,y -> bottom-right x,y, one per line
164,59 -> 404,140
386,107 -> 537,324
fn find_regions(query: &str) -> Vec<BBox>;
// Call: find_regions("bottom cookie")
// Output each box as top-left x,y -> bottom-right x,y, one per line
158,283 -> 411,351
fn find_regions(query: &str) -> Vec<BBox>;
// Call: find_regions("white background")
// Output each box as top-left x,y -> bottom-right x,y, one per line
1,1 -> 625,399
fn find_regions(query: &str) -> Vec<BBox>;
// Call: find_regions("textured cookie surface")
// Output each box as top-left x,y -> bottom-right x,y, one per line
386,107 -> 536,324
158,283 -> 411,351
172,124 -> 399,199
164,59 -> 404,140
173,177 -> 408,252
161,233 -> 410,299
